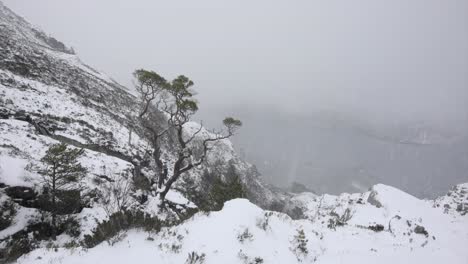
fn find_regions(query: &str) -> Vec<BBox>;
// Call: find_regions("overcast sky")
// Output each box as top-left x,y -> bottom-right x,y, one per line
4,0 -> 468,128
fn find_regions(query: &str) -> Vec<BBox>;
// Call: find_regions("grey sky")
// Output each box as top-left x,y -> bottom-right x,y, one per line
4,0 -> 468,128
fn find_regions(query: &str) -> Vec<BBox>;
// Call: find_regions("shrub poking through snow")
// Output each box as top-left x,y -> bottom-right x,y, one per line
290,229 -> 308,261
414,225 -> 428,237
237,250 -> 264,264
185,251 -> 206,264
83,210 -> 162,248
368,224 -> 385,232
328,208 -> 353,230
256,214 -> 270,231
237,228 -> 254,243
253,257 -> 264,264
98,170 -> 133,217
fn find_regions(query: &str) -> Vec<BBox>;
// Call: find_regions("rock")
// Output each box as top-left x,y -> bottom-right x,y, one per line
367,191 -> 382,208
38,189 -> 83,215
456,203 -> 467,215
4,186 -> 37,207
414,225 -> 428,237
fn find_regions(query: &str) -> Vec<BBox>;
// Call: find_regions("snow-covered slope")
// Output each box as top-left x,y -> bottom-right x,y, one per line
0,2 -> 288,261
0,0 -> 280,206
1,2 -> 467,263
17,184 -> 468,264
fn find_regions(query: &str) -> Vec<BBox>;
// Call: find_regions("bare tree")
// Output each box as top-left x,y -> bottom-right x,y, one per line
99,171 -> 133,217
133,69 -> 242,202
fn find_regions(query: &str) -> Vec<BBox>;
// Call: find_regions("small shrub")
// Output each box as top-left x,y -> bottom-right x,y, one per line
63,240 -> 80,249
238,250 -> 249,263
368,224 -> 384,232
414,225 -> 428,237
170,243 -> 182,253
60,217 -> 81,238
83,210 -> 162,248
1,232 -> 35,262
256,213 -> 271,231
290,229 -> 308,261
328,208 -> 353,229
327,218 -> 337,230
185,251 -> 206,264
107,231 -> 127,246
253,257 -> 264,263
237,250 -> 264,264
237,228 -> 254,243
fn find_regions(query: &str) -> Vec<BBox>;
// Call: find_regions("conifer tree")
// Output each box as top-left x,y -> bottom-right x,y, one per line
39,143 -> 87,236
134,69 -> 242,202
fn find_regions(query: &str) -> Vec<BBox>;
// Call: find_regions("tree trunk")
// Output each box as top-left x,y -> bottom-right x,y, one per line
51,166 -> 57,239
159,171 -> 180,201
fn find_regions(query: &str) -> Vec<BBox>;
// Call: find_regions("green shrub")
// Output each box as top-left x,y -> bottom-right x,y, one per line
180,163 -> 247,212
83,210 -> 162,248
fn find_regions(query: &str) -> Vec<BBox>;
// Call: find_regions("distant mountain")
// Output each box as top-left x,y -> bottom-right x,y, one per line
198,105 -> 468,198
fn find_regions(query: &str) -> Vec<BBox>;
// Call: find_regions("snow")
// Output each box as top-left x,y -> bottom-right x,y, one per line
1,3 -> 467,263
17,189 -> 468,264
76,207 -> 109,238
0,206 -> 39,240
0,155 -> 31,186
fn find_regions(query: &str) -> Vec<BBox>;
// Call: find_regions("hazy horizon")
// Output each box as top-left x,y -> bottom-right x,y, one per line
4,0 -> 467,127
4,0 -> 467,197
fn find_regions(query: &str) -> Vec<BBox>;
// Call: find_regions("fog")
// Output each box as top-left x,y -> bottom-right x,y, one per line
5,0 -> 468,197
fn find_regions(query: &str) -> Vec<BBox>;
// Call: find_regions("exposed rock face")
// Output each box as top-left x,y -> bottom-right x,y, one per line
4,186 -> 36,203
367,190 -> 383,208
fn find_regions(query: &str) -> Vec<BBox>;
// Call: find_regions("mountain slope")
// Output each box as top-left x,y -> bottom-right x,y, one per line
1,2 -> 467,263
0,0 -> 281,207
0,2 -> 289,261
17,184 -> 468,264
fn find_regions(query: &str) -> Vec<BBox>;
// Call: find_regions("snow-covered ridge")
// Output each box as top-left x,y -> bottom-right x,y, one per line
17,184 -> 468,263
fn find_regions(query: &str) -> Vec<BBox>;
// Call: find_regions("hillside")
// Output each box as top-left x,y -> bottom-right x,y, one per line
17,184 -> 468,263
0,1 -> 288,261
0,2 -> 467,263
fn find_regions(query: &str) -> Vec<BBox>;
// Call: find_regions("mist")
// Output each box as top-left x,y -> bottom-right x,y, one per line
5,0 -> 468,197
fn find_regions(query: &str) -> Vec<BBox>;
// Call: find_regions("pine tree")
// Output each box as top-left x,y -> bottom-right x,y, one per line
39,143 -> 87,237
134,69 -> 242,202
